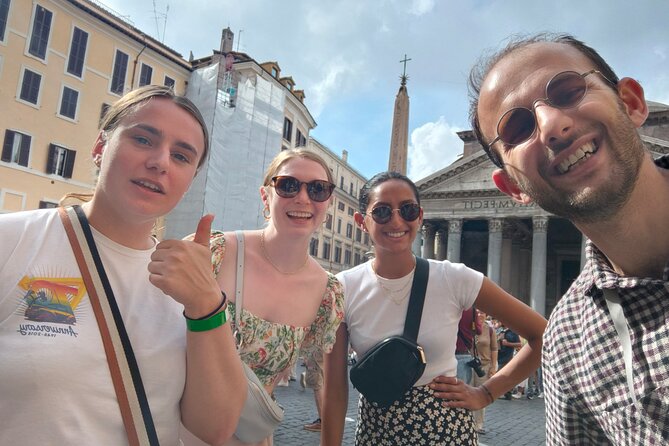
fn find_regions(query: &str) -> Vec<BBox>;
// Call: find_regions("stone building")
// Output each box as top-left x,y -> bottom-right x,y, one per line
415,102 -> 669,317
0,0 -> 191,213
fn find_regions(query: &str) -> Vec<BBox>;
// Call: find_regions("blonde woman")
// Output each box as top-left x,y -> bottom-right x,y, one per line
0,86 -> 245,445
199,149 -> 345,446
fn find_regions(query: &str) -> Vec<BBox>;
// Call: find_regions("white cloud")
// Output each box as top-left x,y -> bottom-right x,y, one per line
409,0 -> 435,16
653,45 -> 667,60
308,56 -> 365,118
408,117 -> 463,181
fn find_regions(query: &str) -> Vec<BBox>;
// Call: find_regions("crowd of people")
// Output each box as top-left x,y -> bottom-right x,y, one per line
1,30 -> 667,446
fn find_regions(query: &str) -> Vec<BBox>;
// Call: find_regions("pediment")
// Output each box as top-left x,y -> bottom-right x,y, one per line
416,149 -> 498,198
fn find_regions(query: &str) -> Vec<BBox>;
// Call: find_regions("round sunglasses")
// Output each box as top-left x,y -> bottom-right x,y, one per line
367,203 -> 421,224
489,69 -> 615,149
270,175 -> 336,202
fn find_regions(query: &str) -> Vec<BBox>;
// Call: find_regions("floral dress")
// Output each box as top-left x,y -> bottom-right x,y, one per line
209,231 -> 344,387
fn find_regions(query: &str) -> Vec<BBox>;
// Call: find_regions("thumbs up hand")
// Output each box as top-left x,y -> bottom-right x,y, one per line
149,214 -> 221,316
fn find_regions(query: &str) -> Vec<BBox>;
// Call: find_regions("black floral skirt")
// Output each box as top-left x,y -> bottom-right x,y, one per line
355,385 -> 477,445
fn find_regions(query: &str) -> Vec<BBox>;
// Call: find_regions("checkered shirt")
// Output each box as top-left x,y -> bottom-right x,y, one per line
543,154 -> 669,445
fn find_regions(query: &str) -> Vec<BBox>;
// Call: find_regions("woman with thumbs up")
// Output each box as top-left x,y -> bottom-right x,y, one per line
0,86 -> 245,446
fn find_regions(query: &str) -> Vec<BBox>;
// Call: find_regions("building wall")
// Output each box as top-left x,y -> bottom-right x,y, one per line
308,138 -> 372,274
0,0 -> 190,213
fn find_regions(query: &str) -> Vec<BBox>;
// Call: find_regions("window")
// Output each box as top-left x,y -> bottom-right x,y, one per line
295,129 -> 306,147
39,200 -> 58,209
364,233 -> 369,245
28,5 -> 52,60
139,63 -> 153,87
344,249 -> 352,266
346,223 -> 353,238
110,50 -> 129,94
354,252 -> 361,266
334,245 -> 342,263
59,86 -> 79,119
282,117 -> 292,142
0,0 -> 10,42
322,240 -> 331,260
348,206 -> 354,216
1,130 -> 31,167
99,103 -> 110,127
325,213 -> 332,230
350,182 -> 354,195
337,201 -> 345,211
356,227 -> 362,242
164,76 -> 175,89
271,67 -> 278,78
19,68 -> 41,105
337,218 -> 342,234
340,176 -> 344,189
309,238 -> 319,257
46,144 -> 76,178
67,27 -> 88,77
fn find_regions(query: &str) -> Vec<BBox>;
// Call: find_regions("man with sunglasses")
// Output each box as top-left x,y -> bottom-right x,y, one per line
469,33 -> 669,444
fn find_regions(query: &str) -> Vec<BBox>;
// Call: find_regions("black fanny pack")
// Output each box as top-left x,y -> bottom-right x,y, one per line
349,257 -> 429,407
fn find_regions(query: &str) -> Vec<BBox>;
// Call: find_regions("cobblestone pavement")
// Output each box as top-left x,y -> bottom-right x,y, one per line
274,364 -> 546,446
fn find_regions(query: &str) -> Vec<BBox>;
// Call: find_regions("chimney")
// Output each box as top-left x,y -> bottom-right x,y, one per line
342,149 -> 348,164
220,27 -> 234,53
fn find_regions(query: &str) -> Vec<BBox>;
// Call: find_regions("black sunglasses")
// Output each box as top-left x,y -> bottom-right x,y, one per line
271,176 -> 335,202
489,69 -> 614,149
367,203 -> 421,224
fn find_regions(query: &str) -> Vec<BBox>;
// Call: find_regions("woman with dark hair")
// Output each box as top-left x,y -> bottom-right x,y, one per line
321,171 -> 546,445
0,86 -> 246,445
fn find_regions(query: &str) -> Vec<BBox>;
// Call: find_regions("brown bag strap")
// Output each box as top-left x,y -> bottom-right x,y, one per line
59,206 -> 159,446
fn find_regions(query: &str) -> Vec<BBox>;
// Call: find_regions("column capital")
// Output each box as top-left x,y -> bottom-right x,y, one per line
422,223 -> 436,237
448,219 -> 463,234
488,218 -> 503,233
532,215 -> 549,233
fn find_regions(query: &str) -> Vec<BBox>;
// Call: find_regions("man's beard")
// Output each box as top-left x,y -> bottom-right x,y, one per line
517,118 -> 645,224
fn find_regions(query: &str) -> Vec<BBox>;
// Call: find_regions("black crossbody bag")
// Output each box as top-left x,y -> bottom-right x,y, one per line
349,257 -> 429,407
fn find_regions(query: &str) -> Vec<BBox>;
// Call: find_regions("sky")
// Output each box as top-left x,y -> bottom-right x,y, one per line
100,0 -> 669,181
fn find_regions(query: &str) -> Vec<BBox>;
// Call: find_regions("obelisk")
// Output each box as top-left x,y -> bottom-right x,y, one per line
388,54 -> 411,175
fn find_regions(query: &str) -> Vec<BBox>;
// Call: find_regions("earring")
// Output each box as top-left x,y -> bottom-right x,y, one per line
93,154 -> 102,168
263,207 -> 271,220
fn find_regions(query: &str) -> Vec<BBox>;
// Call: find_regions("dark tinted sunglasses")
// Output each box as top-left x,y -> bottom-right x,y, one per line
271,176 -> 335,202
367,203 -> 421,224
489,70 -> 614,149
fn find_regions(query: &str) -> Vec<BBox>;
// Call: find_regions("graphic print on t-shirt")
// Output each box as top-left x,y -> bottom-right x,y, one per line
17,275 -> 86,325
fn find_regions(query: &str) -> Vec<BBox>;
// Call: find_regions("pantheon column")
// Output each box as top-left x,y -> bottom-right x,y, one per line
580,233 -> 588,270
422,224 -> 436,259
487,218 -> 503,284
530,216 -> 548,317
435,228 -> 447,260
446,219 -> 462,263
412,227 -> 423,257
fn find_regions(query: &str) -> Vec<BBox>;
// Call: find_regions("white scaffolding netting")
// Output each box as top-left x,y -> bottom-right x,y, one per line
165,62 -> 285,239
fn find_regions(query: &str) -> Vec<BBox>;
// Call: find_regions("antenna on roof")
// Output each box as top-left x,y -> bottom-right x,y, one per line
151,0 -> 170,43
236,29 -> 243,52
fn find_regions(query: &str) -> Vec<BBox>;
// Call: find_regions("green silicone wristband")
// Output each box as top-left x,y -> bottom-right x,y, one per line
186,308 -> 227,332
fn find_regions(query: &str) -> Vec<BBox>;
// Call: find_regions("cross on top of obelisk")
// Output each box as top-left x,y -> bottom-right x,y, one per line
400,54 -> 411,86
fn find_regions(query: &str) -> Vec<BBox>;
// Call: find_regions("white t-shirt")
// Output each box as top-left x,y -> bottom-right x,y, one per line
337,259 -> 483,386
0,208 -> 187,445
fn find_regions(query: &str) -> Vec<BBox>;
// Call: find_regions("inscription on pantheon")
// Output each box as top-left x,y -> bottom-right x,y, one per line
462,199 -> 537,210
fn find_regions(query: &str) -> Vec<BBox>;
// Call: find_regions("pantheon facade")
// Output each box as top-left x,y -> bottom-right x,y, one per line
414,102 -> 669,318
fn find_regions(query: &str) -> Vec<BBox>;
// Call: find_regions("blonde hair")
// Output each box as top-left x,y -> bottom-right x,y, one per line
262,149 -> 334,186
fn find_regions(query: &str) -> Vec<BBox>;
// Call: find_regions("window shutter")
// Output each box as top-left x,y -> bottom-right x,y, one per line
19,134 -> 31,167
1,130 -> 13,162
63,149 -> 76,178
46,143 -> 56,174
